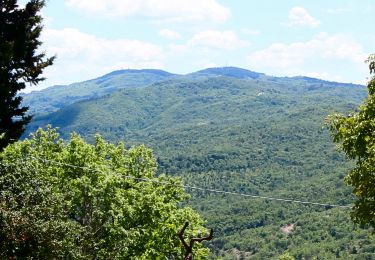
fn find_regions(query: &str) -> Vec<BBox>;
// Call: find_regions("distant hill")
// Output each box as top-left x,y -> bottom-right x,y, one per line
190,66 -> 265,79
23,67 -> 373,259
23,69 -> 177,115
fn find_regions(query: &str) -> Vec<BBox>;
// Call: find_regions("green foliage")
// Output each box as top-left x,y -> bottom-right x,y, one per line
23,69 -> 176,115
279,252 -> 295,260
23,68 -> 374,258
0,127 -> 209,259
329,55 -> 375,229
186,171 -> 374,259
0,0 -> 54,150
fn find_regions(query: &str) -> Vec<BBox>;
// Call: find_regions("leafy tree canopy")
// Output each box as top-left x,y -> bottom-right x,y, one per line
0,0 -> 54,150
0,127 -> 209,259
329,54 -> 375,228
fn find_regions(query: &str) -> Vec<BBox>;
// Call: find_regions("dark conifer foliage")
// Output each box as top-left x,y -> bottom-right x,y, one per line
0,0 -> 54,150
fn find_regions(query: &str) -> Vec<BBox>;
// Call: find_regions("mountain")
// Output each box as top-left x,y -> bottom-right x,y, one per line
22,69 -> 177,115
23,67 -> 373,259
190,66 -> 265,79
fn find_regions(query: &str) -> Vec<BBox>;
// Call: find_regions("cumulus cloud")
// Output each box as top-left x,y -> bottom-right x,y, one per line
40,28 -> 164,87
159,29 -> 182,40
284,6 -> 320,28
188,30 -> 248,50
65,0 -> 230,23
247,33 -> 366,81
248,33 -> 365,68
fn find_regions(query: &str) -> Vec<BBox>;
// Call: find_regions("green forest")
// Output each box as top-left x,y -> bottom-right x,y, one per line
20,67 -> 374,259
2,1 -> 374,259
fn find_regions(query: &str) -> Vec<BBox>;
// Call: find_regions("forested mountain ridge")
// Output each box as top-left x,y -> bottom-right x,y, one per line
23,67 -> 360,116
23,67 -> 374,259
189,67 -> 265,79
22,69 -> 177,115
25,68 -> 366,174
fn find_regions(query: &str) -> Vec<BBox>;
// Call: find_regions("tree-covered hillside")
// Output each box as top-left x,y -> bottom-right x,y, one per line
24,68 -> 374,259
23,69 -> 177,115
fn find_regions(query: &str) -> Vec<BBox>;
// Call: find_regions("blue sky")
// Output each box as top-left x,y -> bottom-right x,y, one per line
22,0 -> 375,90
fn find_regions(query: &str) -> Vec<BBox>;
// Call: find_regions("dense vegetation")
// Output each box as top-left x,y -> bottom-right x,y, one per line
0,127 -> 208,259
23,69 -> 176,115
329,55 -> 375,230
23,67 -> 374,259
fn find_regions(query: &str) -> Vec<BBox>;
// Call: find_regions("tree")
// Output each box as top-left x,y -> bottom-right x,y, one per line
278,252 -> 295,260
0,0 -> 54,150
0,127 -> 209,259
329,54 -> 375,228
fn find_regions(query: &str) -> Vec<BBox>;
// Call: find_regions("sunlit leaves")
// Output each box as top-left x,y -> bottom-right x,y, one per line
329,55 -> 375,228
0,127 -> 208,258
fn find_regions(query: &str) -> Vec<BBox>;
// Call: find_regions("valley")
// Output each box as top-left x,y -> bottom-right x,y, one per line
23,67 -> 373,259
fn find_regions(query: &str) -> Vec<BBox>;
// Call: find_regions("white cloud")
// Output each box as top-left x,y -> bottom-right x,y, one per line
247,33 -> 367,81
40,28 -> 164,87
65,0 -> 230,23
159,29 -> 182,40
248,33 -> 365,68
248,42 -> 306,69
284,6 -> 320,28
318,33 -> 365,62
188,30 -> 248,50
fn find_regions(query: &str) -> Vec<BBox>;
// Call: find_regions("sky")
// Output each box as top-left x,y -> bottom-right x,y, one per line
20,0 -> 375,91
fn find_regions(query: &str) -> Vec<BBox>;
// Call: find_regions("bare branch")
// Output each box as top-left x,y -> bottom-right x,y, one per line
178,222 -> 213,260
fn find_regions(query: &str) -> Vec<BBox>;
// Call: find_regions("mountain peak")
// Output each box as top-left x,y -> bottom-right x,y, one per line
191,67 -> 264,79
99,69 -> 176,79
